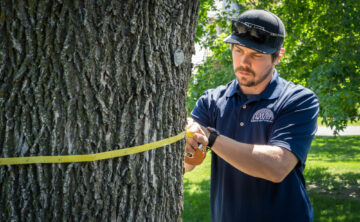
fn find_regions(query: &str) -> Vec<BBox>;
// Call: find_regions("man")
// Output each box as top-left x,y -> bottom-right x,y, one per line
185,9 -> 319,222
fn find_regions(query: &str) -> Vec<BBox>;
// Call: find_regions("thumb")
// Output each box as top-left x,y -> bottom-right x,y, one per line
194,133 -> 208,147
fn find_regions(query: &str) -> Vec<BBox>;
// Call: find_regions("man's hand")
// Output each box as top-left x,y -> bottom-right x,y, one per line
185,118 -> 208,155
184,118 -> 209,172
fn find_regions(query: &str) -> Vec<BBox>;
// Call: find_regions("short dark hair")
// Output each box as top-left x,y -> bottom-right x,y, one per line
271,50 -> 281,63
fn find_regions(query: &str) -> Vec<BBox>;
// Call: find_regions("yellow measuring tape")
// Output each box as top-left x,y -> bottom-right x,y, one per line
0,131 -> 193,166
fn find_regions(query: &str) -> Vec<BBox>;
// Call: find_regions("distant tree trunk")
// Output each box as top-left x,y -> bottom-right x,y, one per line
0,0 -> 199,221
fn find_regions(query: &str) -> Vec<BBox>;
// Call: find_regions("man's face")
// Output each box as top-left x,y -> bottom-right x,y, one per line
232,45 -> 275,88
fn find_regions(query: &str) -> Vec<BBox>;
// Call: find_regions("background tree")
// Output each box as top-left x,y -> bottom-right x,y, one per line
188,0 -> 360,134
0,0 -> 200,220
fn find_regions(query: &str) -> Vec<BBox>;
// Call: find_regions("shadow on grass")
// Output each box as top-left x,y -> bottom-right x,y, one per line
310,192 -> 360,222
305,166 -> 360,200
182,178 -> 211,222
310,136 -> 360,161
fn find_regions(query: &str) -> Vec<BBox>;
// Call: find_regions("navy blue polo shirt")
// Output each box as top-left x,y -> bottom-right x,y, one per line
191,69 -> 319,222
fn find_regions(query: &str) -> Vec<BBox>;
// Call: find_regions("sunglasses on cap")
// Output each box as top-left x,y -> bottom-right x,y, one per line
232,21 -> 284,44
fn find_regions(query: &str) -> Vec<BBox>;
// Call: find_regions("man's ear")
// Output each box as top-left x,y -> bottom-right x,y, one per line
275,48 -> 285,65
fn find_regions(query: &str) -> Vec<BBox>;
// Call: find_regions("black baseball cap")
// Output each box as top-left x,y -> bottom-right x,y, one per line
224,9 -> 285,54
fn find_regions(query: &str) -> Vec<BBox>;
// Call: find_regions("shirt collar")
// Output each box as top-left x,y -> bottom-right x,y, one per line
226,78 -> 242,98
259,69 -> 284,100
226,69 -> 284,100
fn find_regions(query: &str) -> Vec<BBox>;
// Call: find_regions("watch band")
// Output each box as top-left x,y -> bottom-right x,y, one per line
206,127 -> 220,149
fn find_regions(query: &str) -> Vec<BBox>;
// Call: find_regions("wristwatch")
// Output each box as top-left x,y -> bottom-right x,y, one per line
206,127 -> 220,149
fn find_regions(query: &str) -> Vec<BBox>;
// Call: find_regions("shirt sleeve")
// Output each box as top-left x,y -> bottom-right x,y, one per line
268,88 -> 320,166
190,89 -> 216,128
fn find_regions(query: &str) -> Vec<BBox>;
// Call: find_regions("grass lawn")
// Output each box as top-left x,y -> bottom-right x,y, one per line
182,136 -> 360,221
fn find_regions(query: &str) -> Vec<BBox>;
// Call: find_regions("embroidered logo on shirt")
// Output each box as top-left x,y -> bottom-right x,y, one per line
251,108 -> 274,123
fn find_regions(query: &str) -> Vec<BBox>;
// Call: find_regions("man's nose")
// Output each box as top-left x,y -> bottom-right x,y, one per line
239,55 -> 251,67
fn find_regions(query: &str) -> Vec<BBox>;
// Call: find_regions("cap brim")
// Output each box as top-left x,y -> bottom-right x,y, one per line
223,34 -> 277,54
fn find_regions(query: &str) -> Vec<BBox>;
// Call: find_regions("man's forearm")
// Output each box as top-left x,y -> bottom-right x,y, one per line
210,135 -> 298,183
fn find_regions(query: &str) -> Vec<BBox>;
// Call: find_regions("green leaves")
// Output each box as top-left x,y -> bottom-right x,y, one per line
188,0 -> 360,133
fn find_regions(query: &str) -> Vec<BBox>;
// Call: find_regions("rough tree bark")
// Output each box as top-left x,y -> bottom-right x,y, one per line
0,0 -> 200,221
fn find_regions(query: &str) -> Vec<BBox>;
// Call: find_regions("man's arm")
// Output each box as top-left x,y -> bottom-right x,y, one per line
188,119 -> 298,182
207,134 -> 298,183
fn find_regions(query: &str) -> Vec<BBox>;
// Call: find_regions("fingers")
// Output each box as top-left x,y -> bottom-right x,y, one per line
194,133 -> 208,148
185,133 -> 208,154
185,137 -> 198,155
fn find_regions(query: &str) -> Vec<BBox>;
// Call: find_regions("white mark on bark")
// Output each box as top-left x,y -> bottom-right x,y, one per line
174,49 -> 184,67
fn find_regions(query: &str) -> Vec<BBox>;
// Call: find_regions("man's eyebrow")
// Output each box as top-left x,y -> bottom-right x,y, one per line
234,46 -> 243,51
251,51 -> 264,56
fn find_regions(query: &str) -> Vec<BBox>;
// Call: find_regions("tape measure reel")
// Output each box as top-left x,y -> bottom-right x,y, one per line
185,131 -> 207,165
185,144 -> 206,165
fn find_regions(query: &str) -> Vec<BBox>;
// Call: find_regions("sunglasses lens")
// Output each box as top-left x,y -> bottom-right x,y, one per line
233,21 -> 269,43
250,29 -> 268,43
235,22 -> 247,34
250,29 -> 260,38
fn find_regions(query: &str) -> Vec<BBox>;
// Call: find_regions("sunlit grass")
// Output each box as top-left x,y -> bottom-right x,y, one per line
306,161 -> 360,174
308,136 -> 360,161
183,154 -> 211,222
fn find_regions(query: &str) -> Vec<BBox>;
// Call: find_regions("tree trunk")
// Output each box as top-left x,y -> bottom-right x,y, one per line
0,0 -> 199,221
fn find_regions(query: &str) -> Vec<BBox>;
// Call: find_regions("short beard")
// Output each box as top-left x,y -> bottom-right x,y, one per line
235,65 -> 274,87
